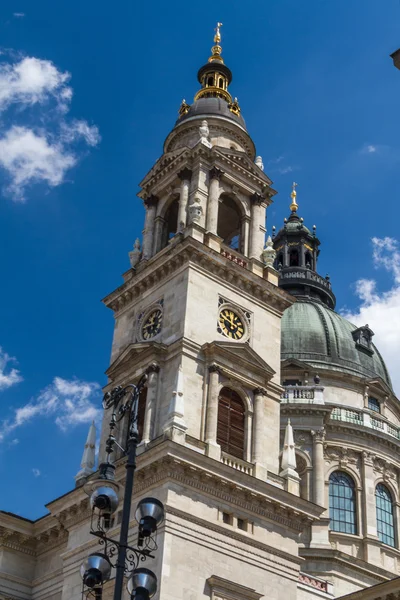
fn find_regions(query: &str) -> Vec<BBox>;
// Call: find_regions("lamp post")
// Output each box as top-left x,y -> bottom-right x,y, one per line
80,374 -> 164,600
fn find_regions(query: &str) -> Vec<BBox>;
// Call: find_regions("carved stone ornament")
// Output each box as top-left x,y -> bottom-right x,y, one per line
325,446 -> 359,468
199,120 -> 212,148
188,197 -> 203,223
373,456 -> 397,480
293,431 -> 312,446
129,238 -> 141,268
262,236 -> 276,268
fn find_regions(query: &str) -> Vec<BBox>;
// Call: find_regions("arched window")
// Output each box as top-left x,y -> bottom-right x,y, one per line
161,198 -> 179,248
329,471 -> 357,534
368,397 -> 381,413
289,249 -> 299,267
219,78 -> 224,88
376,484 -> 395,547
207,76 -> 214,87
305,251 -> 313,269
217,195 -> 242,252
217,387 -> 245,459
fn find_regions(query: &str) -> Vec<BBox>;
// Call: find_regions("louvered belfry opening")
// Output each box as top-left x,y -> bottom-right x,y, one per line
137,386 -> 147,442
217,387 -> 246,459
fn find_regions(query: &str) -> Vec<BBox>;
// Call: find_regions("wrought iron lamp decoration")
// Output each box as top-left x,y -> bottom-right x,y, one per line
80,374 -> 164,600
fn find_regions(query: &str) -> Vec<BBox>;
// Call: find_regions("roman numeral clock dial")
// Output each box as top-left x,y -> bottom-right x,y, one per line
142,308 -> 163,340
218,308 -> 245,340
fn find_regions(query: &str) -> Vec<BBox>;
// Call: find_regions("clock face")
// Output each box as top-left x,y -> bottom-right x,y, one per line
142,309 -> 163,340
219,308 -> 245,340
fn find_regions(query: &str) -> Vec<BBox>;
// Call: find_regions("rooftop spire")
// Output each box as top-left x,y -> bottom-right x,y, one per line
75,421 -> 96,487
209,22 -> 224,63
290,182 -> 298,212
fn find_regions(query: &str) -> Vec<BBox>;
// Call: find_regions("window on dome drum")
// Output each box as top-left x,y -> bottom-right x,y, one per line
289,249 -> 299,267
368,397 -> 381,413
207,76 -> 213,86
329,471 -> 357,534
217,387 -> 245,459
218,78 -> 224,88
217,195 -> 242,252
376,484 -> 395,547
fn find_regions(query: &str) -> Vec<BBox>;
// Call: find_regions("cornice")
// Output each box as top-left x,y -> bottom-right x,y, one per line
102,236 -> 292,316
166,505 -> 303,568
300,547 -> 394,581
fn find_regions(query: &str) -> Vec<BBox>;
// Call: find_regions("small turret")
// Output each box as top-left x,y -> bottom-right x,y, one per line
273,183 -> 336,309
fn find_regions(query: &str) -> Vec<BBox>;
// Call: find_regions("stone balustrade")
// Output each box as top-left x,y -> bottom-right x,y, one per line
330,406 -> 400,440
281,385 -> 325,404
221,452 -> 254,475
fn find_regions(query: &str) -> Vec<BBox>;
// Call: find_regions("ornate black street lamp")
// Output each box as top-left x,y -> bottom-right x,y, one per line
80,374 -> 164,600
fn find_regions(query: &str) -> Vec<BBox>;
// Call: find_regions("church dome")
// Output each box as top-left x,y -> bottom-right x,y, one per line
175,97 -> 247,130
281,300 -> 392,388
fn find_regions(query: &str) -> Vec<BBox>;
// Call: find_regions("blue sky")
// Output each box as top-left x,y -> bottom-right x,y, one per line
0,0 -> 400,519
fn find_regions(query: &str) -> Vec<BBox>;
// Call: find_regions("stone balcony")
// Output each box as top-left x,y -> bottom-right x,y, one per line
281,385 -> 325,404
330,406 -> 400,440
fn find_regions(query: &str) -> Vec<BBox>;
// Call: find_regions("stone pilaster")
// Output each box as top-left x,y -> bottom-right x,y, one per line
252,387 -> 268,480
361,451 -> 381,565
205,364 -> 221,460
310,428 -> 330,548
206,167 -> 224,235
139,363 -> 160,446
177,168 -> 192,231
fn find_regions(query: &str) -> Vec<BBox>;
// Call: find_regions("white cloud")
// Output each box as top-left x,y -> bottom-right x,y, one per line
342,237 -> 400,395
13,12 -> 25,18
0,55 -> 100,201
0,347 -> 22,391
278,165 -> 294,175
0,376 -> 102,441
32,468 -> 40,477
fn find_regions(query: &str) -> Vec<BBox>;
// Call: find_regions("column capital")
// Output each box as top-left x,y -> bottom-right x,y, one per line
209,167 -> 224,181
311,428 -> 326,442
208,364 -> 221,374
253,387 -> 267,397
146,363 -> 160,374
251,192 -> 264,206
144,194 -> 159,208
178,168 -> 192,181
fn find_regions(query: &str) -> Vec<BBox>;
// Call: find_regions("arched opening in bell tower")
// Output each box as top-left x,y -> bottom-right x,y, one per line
289,248 -> 299,267
161,197 -> 179,249
217,195 -> 242,252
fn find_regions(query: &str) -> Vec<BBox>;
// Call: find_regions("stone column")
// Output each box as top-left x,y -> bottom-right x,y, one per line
177,169 -> 192,231
142,195 -> 158,260
205,365 -> 221,459
153,216 -> 165,255
242,217 -> 250,257
252,388 -> 267,480
249,193 -> 265,260
312,429 -> 326,508
140,364 -> 160,445
206,167 -> 224,235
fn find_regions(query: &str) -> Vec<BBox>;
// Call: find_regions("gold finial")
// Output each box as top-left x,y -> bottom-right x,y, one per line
209,22 -> 224,63
214,22 -> 223,44
290,182 -> 298,212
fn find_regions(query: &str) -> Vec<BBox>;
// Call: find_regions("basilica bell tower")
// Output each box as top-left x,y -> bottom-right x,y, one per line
99,24 -> 323,600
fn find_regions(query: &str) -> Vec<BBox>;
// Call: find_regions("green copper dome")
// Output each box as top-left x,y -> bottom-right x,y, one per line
281,300 -> 392,388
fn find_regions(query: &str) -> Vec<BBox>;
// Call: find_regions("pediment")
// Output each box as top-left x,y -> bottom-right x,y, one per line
281,358 -> 315,372
366,377 -> 393,398
202,341 -> 275,385
140,147 -> 189,188
105,342 -> 167,383
213,147 -> 274,187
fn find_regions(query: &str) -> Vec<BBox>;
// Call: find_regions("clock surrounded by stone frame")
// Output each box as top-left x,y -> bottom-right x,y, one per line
137,299 -> 164,342
217,297 -> 251,342
142,308 -> 163,340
